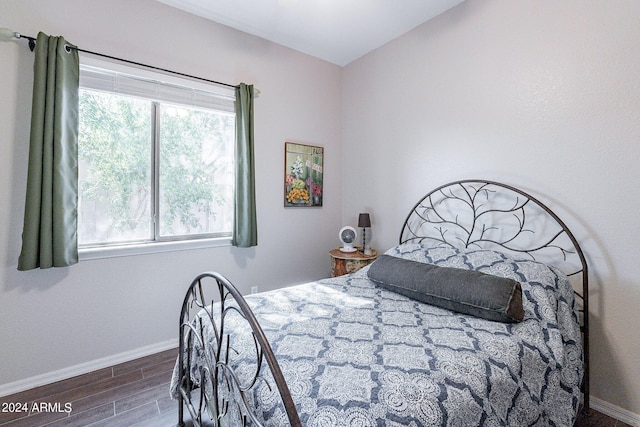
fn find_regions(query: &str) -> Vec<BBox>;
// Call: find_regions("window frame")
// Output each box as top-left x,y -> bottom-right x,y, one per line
77,57 -> 235,260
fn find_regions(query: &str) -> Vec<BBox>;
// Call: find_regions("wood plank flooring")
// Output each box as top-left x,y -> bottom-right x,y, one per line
0,348 -> 630,426
0,348 -> 181,427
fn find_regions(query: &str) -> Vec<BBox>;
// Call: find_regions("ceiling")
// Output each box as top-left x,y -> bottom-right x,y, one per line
156,0 -> 465,66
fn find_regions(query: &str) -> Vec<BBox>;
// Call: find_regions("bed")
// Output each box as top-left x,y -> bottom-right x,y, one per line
171,179 -> 589,426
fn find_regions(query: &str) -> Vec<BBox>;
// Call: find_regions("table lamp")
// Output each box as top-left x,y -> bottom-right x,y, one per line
358,213 -> 372,255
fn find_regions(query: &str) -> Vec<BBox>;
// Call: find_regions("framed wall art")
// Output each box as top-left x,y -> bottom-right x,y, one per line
284,142 -> 323,207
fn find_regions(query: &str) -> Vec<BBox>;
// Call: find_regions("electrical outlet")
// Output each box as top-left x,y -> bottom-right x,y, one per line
250,286 -> 259,294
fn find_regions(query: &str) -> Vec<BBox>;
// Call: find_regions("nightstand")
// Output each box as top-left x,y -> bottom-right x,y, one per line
329,248 -> 378,277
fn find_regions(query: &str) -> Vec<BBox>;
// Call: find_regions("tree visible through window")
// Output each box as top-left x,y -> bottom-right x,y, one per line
77,66 -> 235,247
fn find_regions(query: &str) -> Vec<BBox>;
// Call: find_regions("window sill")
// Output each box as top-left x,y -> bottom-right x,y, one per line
79,237 -> 232,261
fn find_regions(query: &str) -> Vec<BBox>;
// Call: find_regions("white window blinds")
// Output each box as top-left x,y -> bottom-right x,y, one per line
79,64 -> 235,112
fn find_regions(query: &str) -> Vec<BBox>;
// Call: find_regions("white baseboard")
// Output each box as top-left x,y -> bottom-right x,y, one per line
0,339 -> 177,398
591,396 -> 640,427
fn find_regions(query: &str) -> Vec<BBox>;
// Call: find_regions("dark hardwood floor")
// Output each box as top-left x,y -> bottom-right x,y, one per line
0,348 -> 629,426
0,348 -> 181,427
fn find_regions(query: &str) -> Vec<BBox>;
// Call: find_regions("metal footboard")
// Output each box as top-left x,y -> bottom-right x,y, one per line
176,272 -> 301,427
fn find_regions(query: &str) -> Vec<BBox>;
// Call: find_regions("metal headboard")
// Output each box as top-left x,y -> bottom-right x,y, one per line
177,272 -> 302,427
399,179 -> 589,415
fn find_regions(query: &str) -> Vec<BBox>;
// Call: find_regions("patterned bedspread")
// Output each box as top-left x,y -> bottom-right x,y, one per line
172,243 -> 583,426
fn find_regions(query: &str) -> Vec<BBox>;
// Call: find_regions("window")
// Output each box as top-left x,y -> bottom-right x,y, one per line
78,62 -> 235,251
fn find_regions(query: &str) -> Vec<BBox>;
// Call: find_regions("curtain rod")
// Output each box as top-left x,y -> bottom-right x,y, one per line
8,30 -> 238,90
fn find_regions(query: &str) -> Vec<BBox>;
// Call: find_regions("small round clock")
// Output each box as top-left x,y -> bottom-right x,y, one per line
339,226 -> 358,252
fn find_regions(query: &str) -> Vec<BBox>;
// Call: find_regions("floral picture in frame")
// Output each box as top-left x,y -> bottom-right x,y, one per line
284,142 -> 323,207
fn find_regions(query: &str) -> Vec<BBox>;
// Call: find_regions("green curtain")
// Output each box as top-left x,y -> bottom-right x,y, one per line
232,83 -> 257,247
18,32 -> 79,270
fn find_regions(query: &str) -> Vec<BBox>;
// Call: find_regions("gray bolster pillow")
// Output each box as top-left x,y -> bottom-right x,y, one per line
367,255 -> 524,323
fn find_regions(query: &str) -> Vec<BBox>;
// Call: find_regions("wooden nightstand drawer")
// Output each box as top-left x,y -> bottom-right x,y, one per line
329,248 -> 377,277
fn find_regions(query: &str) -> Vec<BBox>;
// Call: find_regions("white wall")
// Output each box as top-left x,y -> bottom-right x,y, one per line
342,0 -> 640,418
0,0 -> 342,389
